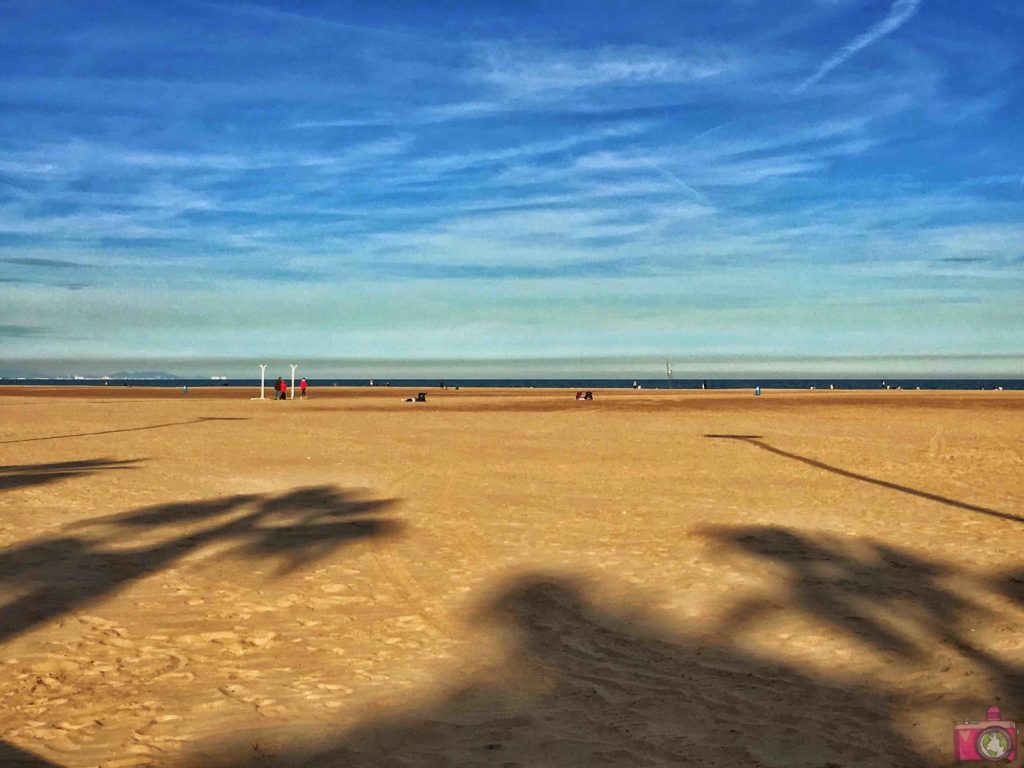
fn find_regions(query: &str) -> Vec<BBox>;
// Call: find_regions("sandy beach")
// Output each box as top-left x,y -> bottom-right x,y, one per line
1,386 -> 1022,767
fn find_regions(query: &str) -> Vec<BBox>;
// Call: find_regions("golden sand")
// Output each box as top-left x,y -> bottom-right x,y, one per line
1,387 -> 1022,766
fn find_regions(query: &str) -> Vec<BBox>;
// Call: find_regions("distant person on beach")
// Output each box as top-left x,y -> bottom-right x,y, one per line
300,378 -> 307,398
274,377 -> 284,400
279,378 -> 288,400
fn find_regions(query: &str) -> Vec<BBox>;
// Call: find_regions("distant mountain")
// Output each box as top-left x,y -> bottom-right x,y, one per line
109,371 -> 183,379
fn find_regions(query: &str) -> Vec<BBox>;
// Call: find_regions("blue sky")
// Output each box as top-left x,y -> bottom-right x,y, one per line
0,0 -> 1022,376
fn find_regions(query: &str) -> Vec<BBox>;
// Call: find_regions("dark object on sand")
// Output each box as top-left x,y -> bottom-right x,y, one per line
416,392 -> 427,402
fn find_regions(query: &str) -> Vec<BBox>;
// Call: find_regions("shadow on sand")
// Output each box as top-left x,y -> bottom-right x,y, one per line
177,576 -> 929,767
0,416 -> 248,445
993,569 -> 1024,611
0,485 -> 400,643
0,741 -> 60,767
0,458 -> 140,492
702,525 -> 1024,699
175,528 -> 1024,767
704,434 -> 1022,525
0,745 -> 58,768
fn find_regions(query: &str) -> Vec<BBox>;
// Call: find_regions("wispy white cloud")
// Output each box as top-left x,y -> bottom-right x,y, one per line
293,101 -> 517,129
959,174 -> 1024,188
186,0 -> 432,42
0,137 -> 412,180
476,45 -> 739,97
405,121 -> 654,176
797,0 -> 923,92
569,130 -> 870,190
289,45 -> 749,130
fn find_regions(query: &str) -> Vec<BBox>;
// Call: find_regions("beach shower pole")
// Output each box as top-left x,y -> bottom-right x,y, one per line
258,364 -> 267,400
290,364 -> 297,400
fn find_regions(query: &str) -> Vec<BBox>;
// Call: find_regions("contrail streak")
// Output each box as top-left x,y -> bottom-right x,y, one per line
797,0 -> 922,92
642,158 -> 710,204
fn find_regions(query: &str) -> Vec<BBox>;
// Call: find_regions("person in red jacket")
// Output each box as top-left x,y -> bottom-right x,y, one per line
299,378 -> 308,398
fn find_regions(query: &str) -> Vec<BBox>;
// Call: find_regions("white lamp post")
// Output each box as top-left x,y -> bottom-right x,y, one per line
290,364 -> 297,400
258,364 -> 267,400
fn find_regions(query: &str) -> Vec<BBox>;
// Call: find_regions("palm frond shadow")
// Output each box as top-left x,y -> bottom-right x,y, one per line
0,458 -> 140,491
0,740 -> 60,767
180,546 -> 1017,767
0,485 -> 400,642
701,525 -> 1024,699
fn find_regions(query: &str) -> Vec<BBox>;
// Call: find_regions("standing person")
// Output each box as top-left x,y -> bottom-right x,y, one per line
274,377 -> 283,400
299,377 -> 308,398
279,378 -> 287,400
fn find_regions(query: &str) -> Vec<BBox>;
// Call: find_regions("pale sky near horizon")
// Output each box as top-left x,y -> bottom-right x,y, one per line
1,0 -> 1022,375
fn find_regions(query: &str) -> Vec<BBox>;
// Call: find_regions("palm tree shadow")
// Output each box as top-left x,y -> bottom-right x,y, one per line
0,741 -> 60,767
702,525 -> 1024,707
704,434 -> 1022,525
0,458 -> 141,492
991,569 -> 1024,615
0,486 -> 401,643
180,574 -> 941,767
703,525 -> 963,658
